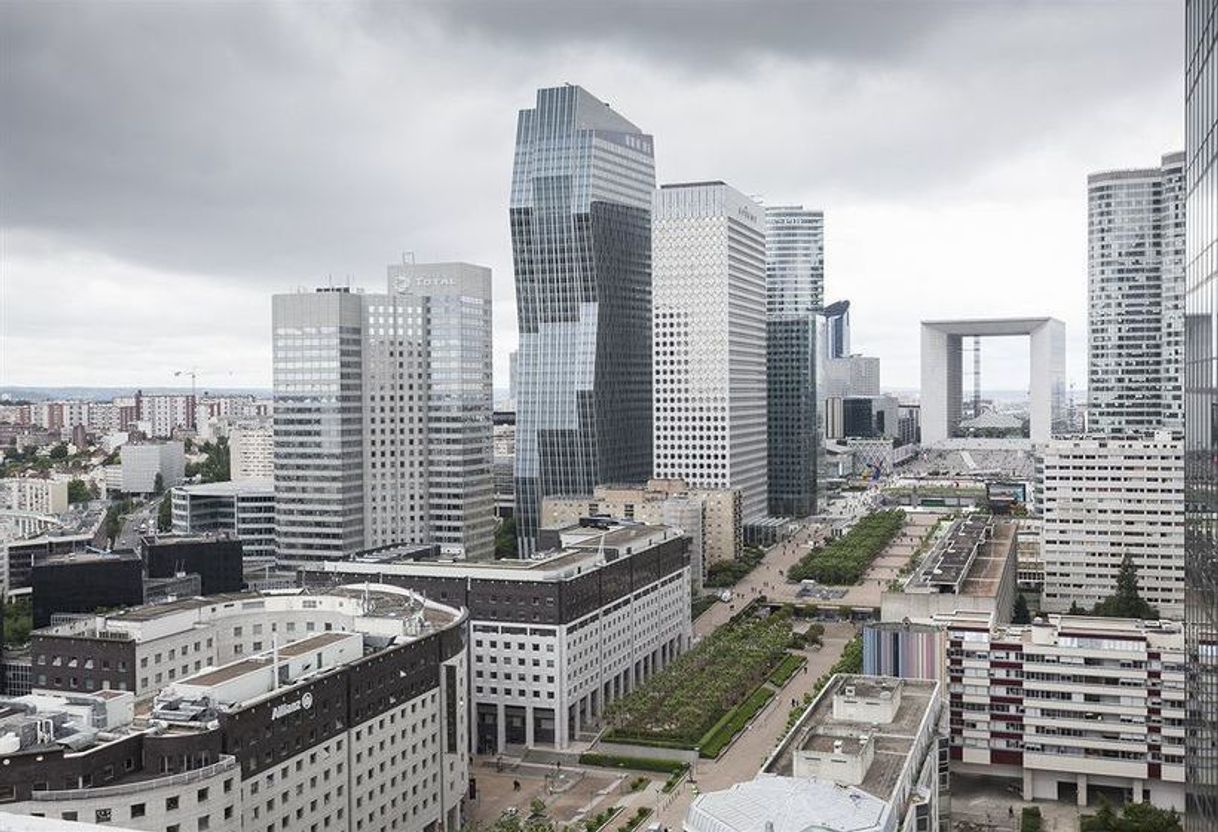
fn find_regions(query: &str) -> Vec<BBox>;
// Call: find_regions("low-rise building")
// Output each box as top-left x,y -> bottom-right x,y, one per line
4,584 -> 469,832
541,478 -> 741,587
299,519 -> 692,752
139,534 -> 243,596
880,515 -> 1018,625
31,550 -> 144,628
170,480 -> 274,559
685,675 -> 941,832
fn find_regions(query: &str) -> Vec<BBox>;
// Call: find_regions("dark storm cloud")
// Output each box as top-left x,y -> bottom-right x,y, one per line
0,0 -> 1183,388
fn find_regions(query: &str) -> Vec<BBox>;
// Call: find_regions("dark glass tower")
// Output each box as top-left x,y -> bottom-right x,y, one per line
765,206 -> 823,518
510,86 -> 656,553
1185,0 -> 1218,826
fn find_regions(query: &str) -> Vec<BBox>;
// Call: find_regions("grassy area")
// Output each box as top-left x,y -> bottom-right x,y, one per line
604,609 -> 791,747
788,510 -> 904,584
617,808 -> 652,832
699,684 -> 775,758
704,545 -> 765,588
767,653 -> 806,687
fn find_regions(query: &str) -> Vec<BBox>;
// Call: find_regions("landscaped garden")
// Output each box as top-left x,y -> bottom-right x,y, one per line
788,510 -> 905,584
704,544 -> 766,588
603,609 -> 793,748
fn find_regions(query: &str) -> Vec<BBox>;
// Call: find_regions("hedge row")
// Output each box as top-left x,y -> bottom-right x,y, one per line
700,684 -> 776,759
577,753 -> 687,774
767,653 -> 806,687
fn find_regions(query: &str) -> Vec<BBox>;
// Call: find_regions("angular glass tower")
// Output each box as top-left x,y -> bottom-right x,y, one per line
1185,0 -> 1218,826
765,206 -> 823,518
510,85 -> 656,553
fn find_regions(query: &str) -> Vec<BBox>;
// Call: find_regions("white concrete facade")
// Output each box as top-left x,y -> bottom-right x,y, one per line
0,479 -> 68,516
653,182 -> 769,521
921,318 -> 1066,444
227,425 -> 273,480
118,442 -> 185,495
1039,433 -> 1184,618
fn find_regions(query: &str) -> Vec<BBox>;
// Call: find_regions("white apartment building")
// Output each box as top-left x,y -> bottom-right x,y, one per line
300,520 -> 692,753
1040,433 -> 1184,618
1087,153 -> 1185,436
540,478 -> 743,588
13,585 -> 469,832
686,676 -> 942,832
227,424 -> 273,480
171,480 -> 276,559
118,442 -> 185,495
943,613 -> 1186,811
653,181 -> 768,521
0,479 -> 68,516
273,263 -> 494,563
138,395 -> 196,438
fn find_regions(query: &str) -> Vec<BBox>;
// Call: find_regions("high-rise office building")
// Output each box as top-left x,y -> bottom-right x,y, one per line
1184,0 -> 1218,825
272,263 -> 494,563
823,299 -> 851,360
765,205 -> 823,517
510,85 -> 656,553
653,182 -> 768,521
1089,152 -> 1186,435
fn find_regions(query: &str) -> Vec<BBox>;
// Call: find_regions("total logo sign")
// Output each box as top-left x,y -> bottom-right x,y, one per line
271,691 -> 314,721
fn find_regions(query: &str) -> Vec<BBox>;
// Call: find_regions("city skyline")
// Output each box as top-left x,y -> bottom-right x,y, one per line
0,2 -> 1182,392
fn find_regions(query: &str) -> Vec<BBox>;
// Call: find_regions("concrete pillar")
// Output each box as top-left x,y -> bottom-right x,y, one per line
1022,769 -> 1033,801
525,704 -> 535,748
574,699 -> 582,737
496,702 -> 506,754
1077,774 -> 1088,807
1133,779 -> 1144,804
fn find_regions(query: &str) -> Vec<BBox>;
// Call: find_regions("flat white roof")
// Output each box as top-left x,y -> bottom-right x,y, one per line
685,775 -> 887,832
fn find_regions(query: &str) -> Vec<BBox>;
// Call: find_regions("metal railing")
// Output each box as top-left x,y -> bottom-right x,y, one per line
31,755 -> 238,801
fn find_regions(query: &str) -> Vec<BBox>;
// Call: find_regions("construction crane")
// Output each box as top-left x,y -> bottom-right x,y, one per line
173,368 -> 198,429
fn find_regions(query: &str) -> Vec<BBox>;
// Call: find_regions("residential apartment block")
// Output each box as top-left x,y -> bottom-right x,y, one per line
1039,434 -> 1184,618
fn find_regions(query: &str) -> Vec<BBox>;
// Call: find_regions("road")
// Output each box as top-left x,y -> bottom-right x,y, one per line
695,522 -> 828,637
114,498 -> 160,552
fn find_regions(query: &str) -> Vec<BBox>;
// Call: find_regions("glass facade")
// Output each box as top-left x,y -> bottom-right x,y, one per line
1185,0 -> 1218,826
1088,154 -> 1185,436
765,206 -> 823,518
272,289 -> 366,563
510,85 -> 656,553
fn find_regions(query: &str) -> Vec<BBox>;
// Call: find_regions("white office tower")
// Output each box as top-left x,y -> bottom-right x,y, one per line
272,265 -> 494,564
653,182 -> 768,521
1087,152 -> 1185,435
381,262 -> 495,560
1040,433 -> 1184,618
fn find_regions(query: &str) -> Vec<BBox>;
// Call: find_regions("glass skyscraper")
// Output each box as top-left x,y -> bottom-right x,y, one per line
510,85 -> 656,553
1185,0 -> 1218,826
765,206 -> 824,518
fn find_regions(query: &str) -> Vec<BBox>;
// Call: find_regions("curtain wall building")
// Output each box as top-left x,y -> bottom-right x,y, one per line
765,205 -> 823,518
1088,152 -> 1186,436
653,182 -> 769,522
509,85 -> 656,554
1185,0 -> 1218,826
272,264 -> 494,564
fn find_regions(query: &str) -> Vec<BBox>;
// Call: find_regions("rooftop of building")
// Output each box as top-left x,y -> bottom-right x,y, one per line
685,775 -> 889,832
985,613 -> 1184,652
172,478 -> 274,497
139,531 -> 240,548
306,519 -> 684,583
765,674 -> 939,804
36,549 -> 140,568
901,515 -> 1014,597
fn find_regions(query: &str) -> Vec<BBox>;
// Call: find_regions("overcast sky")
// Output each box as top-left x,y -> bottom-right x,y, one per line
0,0 -> 1183,395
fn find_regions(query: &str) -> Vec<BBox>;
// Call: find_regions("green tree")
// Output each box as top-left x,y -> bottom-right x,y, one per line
1081,799 -> 1180,832
153,472 -> 165,496
495,517 -> 518,558
158,494 -> 173,532
1012,593 -> 1032,624
67,478 -> 92,504
2,598 -> 32,646
48,442 -> 69,460
1091,554 -> 1159,620
1068,600 -> 1088,615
